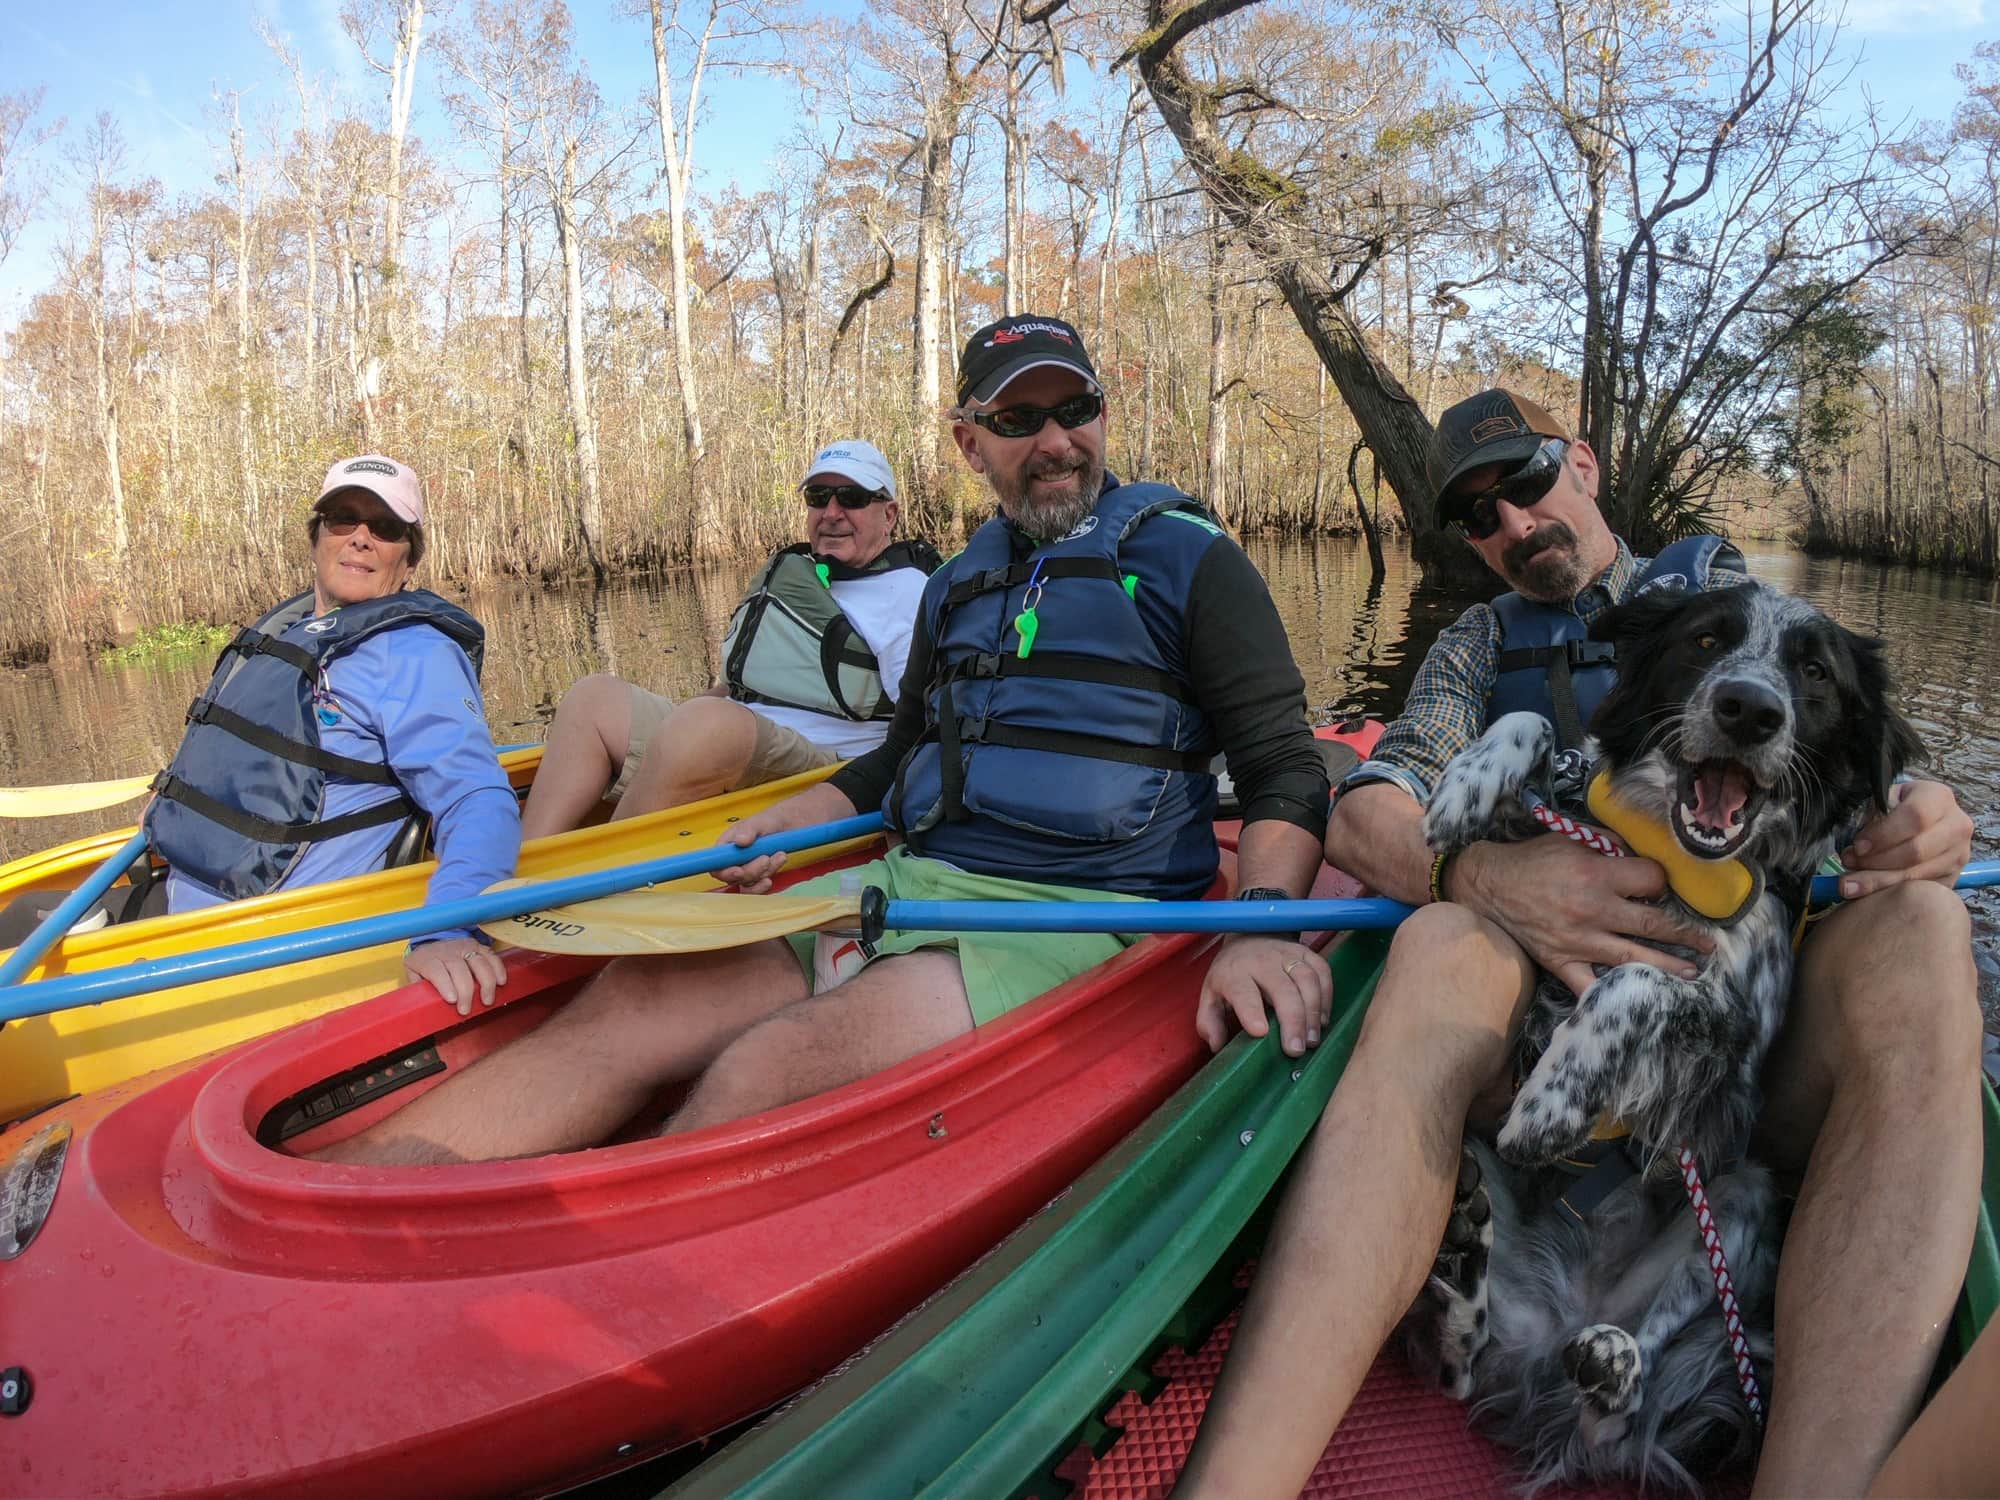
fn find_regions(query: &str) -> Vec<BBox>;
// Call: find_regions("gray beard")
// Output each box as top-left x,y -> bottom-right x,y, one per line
993,454 -> 1105,540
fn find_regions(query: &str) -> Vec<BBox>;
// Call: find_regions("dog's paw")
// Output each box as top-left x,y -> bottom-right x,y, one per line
1495,1066 -> 1595,1166
1427,1147 -> 1494,1400
1422,713 -> 1555,854
1562,1323 -> 1643,1421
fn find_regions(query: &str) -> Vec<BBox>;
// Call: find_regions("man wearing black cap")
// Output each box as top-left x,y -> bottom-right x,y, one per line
1175,390 -> 1981,1498
322,314 -> 1333,1167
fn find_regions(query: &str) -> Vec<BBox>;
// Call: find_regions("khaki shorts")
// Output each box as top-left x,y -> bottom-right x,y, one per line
605,684 -> 840,801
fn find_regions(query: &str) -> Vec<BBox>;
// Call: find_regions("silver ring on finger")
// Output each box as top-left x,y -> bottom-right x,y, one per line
1283,958 -> 1305,977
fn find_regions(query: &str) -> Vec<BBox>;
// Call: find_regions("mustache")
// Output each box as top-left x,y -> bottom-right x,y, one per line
1503,521 -> 1576,574
1029,456 -> 1086,479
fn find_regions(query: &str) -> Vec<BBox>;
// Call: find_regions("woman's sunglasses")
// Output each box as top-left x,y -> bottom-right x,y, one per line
962,391 -> 1103,440
318,508 -> 414,544
802,484 -> 889,510
1445,438 -> 1570,540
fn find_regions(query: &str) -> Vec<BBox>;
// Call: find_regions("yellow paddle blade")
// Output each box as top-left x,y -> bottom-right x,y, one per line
480,886 -> 864,956
0,775 -> 155,819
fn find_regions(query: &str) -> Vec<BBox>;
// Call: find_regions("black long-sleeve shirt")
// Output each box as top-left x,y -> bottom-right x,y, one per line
830,531 -> 1329,839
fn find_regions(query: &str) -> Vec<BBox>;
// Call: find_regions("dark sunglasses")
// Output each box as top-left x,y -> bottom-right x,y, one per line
962,391 -> 1103,440
802,483 -> 889,510
1444,438 -> 1569,540
318,508 -> 413,544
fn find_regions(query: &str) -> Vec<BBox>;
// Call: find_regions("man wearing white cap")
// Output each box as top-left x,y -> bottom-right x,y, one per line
141,454 -> 521,1014
519,439 -> 937,838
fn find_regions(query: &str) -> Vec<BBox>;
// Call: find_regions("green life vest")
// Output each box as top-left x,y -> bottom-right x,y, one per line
721,540 -> 940,723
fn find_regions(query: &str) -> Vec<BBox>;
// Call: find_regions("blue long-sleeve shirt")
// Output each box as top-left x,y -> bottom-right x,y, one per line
165,623 -> 521,943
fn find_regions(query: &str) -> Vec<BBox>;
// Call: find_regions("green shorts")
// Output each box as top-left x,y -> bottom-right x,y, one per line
782,846 -> 1150,1026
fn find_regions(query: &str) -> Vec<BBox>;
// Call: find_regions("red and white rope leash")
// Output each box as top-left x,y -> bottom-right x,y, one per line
1522,796 -> 1767,1423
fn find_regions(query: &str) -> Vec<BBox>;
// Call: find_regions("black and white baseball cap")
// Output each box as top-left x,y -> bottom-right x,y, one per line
955,314 -> 1101,407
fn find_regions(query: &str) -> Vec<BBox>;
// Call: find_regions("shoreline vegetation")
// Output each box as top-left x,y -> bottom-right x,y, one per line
5,5 -> 2000,660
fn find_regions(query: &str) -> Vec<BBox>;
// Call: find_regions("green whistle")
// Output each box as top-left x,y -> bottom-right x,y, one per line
1013,607 -> 1040,659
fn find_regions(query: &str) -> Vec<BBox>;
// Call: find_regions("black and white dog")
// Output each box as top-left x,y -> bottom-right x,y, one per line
1408,580 -> 1921,1491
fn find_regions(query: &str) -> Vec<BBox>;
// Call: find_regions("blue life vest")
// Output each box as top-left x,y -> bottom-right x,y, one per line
144,589 -> 487,901
888,478 -> 1224,899
1486,535 -> 1745,748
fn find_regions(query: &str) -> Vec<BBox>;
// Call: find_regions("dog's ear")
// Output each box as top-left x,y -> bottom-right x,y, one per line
1587,586 -> 1701,650
1839,624 -> 1926,812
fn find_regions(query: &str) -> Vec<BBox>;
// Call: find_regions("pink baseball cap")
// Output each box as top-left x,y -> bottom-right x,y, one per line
315,454 -> 425,525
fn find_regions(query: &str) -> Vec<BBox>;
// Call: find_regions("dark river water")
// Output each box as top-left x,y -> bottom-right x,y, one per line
3,537 -> 1996,1030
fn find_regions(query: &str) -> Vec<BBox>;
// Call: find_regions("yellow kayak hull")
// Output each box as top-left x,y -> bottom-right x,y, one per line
0,760 -> 872,1121
0,746 -> 550,901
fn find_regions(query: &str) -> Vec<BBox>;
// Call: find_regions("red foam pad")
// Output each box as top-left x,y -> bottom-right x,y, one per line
1055,1308 -> 1754,1500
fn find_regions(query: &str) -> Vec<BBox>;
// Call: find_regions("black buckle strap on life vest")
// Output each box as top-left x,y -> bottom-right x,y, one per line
184,700 -> 401,784
223,626 -> 320,678
954,719 -> 1213,773
939,556 -> 1124,610
152,774 -> 414,847
817,616 -> 891,723
936,651 -> 1195,704
1496,640 -> 1616,752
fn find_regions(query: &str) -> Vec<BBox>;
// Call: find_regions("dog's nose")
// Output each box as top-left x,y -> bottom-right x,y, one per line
1712,679 -> 1786,743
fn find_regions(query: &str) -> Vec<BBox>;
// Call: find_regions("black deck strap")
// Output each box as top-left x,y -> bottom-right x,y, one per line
939,556 -> 1123,609
936,651 -> 1193,703
186,701 -> 399,784
154,775 -> 413,846
956,720 -> 1212,773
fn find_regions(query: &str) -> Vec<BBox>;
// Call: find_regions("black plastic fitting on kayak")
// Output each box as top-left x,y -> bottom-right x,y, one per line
0,1367 -> 31,1416
860,885 -> 889,945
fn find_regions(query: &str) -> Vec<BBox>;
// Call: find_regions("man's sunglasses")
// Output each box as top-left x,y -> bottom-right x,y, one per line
961,391 -> 1103,440
1444,438 -> 1569,540
802,484 -> 889,510
318,508 -> 414,544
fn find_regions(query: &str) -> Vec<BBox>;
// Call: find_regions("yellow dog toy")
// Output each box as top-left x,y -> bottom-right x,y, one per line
1585,771 -> 1758,923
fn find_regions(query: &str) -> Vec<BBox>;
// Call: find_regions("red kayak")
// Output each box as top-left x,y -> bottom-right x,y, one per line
0,722 -> 1379,1499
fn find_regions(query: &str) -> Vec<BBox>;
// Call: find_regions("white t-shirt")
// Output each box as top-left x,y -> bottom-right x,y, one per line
747,565 -> 929,758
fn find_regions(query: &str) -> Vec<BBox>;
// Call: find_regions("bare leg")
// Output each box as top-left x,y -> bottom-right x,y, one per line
519,674 -> 637,841
612,696 -> 761,822
667,948 -> 974,1133
1751,881 -> 1982,1498
1868,1314 -> 2000,1498
317,938 -> 810,1165
1175,904 -> 1537,1499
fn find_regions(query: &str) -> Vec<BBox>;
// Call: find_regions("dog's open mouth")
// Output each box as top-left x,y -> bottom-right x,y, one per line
1673,760 -> 1766,859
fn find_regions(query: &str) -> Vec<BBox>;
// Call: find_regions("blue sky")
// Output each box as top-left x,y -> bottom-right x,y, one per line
0,0 -> 1994,321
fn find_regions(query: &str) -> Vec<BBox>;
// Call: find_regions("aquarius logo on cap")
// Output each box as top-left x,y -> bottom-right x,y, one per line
985,320 -> 1074,348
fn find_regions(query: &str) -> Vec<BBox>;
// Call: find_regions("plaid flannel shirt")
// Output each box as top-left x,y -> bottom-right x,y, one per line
1342,541 -> 1644,807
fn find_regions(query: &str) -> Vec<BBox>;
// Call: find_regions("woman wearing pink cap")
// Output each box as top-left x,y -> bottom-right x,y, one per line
519,439 -> 938,839
139,454 -> 522,1014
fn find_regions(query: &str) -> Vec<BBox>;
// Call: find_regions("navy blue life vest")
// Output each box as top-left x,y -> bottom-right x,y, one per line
887,478 -> 1224,899
144,589 -> 486,901
1486,535 -> 1745,748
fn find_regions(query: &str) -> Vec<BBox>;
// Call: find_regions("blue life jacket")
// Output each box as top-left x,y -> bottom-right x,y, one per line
144,589 -> 487,901
888,478 -> 1224,899
1486,535 -> 1745,748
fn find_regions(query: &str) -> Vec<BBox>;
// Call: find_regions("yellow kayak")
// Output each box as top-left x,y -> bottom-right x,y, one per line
0,759 -> 872,1121
0,745 -> 550,901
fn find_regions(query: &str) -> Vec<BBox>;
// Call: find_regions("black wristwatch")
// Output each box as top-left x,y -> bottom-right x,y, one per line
1235,886 -> 1299,942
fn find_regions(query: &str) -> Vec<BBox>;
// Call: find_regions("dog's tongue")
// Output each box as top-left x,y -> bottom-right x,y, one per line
1693,763 -> 1750,831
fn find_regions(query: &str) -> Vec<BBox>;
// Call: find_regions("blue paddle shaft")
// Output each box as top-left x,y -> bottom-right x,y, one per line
867,859 -> 2000,938
0,830 -> 151,988
0,814 -> 885,1024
